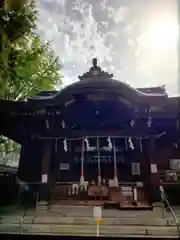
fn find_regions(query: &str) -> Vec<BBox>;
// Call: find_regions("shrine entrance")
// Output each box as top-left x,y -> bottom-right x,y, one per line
52,137 -> 150,208
49,58 -> 151,208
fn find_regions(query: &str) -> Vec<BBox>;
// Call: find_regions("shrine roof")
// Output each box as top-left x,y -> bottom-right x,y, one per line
28,84 -> 167,101
0,58 -> 179,114
136,86 -> 167,95
28,59 -> 167,100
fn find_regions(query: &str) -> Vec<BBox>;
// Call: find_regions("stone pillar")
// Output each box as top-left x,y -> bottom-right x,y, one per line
148,139 -> 161,203
152,202 -> 165,218
38,139 -> 52,206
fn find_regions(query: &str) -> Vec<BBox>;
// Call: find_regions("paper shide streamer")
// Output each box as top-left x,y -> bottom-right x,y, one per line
63,138 -> 68,152
128,137 -> 134,150
107,136 -> 112,149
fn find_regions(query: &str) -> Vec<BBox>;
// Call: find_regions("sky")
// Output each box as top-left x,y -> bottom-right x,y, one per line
36,0 -> 179,96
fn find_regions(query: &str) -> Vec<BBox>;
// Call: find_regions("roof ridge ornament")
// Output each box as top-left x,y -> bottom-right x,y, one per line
78,58 -> 113,80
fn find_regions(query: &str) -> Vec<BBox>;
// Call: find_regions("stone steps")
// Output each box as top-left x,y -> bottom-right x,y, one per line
49,205 -> 155,217
1,206 -> 180,238
0,223 -> 179,237
31,216 -> 177,226
0,214 -> 179,226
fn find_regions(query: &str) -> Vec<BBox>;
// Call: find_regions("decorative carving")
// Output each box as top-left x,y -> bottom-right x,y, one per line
78,58 -> 113,80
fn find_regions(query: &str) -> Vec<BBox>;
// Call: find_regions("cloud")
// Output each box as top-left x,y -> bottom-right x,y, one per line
113,6 -> 129,23
36,0 -> 179,96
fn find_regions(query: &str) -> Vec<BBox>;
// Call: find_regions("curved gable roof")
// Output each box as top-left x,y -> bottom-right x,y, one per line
29,58 -> 167,105
0,58 -> 171,114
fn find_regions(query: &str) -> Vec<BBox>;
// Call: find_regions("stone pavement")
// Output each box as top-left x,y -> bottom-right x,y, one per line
0,205 -> 180,238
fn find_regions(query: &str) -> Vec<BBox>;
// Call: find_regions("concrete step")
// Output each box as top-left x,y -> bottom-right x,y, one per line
0,223 -> 179,237
0,215 -> 34,224
1,214 -> 179,227
49,205 -> 155,218
32,216 -> 171,226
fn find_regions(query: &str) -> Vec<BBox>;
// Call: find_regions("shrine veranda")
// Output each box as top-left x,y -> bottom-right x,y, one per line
0,59 -> 180,209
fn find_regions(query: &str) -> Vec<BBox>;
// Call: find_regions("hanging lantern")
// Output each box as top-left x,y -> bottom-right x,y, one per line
147,117 -> 152,128
130,120 -> 135,128
63,139 -> 68,152
107,137 -> 112,149
128,137 -> 134,150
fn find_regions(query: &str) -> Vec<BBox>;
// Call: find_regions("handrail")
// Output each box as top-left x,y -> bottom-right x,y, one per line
18,187 -> 38,231
160,186 -> 180,236
19,206 -> 29,233
32,191 -> 39,224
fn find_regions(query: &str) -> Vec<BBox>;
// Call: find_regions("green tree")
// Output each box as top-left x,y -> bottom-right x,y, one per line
0,0 -> 62,100
0,0 -> 62,164
1,35 -> 61,100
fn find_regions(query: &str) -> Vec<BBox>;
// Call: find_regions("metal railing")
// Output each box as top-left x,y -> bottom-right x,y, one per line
32,191 -> 39,224
19,209 -> 28,232
19,192 -> 39,234
17,181 -> 40,232
160,186 -> 180,237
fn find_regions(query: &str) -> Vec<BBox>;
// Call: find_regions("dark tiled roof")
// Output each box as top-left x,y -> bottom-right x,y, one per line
136,86 -> 167,95
0,59 -> 179,114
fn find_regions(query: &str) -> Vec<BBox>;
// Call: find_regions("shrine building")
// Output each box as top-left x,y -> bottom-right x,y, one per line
0,58 -> 179,209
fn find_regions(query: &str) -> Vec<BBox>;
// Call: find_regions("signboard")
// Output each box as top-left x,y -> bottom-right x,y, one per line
109,179 -> 118,187
93,206 -> 102,237
169,159 -> 180,170
132,162 -> 140,175
42,174 -> 48,183
122,186 -> 133,196
60,163 -> 69,170
93,206 -> 102,220
151,164 -> 157,173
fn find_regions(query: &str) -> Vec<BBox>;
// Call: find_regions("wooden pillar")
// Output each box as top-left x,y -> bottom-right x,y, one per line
48,139 -> 59,195
18,139 -> 41,183
139,139 -> 145,181
148,139 -> 161,203
138,139 -> 152,204
39,139 -> 52,204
